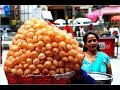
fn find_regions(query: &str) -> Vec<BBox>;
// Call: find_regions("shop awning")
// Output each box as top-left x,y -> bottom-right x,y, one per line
87,6 -> 120,15
86,6 -> 120,22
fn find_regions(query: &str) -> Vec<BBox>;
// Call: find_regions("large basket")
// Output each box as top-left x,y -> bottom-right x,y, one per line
5,71 -> 78,84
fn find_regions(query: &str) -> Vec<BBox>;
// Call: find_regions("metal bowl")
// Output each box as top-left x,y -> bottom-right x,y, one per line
87,72 -> 113,84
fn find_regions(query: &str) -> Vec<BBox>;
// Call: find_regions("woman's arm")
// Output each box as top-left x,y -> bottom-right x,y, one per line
107,64 -> 112,75
103,52 -> 112,75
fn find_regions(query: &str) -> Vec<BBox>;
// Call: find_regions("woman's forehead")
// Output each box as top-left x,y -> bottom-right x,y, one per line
87,34 -> 96,39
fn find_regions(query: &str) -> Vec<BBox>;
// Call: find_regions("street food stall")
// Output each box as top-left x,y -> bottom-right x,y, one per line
4,17 -> 85,84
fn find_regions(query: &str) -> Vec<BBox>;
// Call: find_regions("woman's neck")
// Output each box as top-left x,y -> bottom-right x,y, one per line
84,50 -> 98,62
86,50 -> 98,56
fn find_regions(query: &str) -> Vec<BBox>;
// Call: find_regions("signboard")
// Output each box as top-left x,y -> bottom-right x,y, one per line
41,11 -> 53,20
32,8 -> 53,20
0,37 -> 2,64
109,27 -> 119,36
32,8 -> 42,19
99,42 -> 106,49
99,38 -> 115,57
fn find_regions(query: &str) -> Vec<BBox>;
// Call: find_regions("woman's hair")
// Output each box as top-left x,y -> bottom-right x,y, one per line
83,31 -> 100,52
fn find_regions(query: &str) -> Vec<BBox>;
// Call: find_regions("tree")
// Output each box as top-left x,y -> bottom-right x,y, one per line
75,12 -> 86,18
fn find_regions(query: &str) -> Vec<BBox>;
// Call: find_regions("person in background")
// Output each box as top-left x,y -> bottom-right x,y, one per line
63,23 -> 71,33
79,26 -> 85,37
2,28 -> 8,40
63,23 -> 74,38
88,24 -> 93,31
75,26 -> 80,37
81,32 -> 112,75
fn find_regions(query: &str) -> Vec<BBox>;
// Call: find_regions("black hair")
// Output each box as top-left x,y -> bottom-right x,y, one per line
83,31 -> 100,52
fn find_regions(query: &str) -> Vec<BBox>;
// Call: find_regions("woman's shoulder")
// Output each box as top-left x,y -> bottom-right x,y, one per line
98,51 -> 110,58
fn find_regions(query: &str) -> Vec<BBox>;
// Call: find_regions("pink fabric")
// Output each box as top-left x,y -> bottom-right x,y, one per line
88,6 -> 120,15
86,6 -> 120,22
86,14 -> 99,22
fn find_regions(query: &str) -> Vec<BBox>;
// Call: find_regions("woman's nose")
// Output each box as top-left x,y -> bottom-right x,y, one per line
91,41 -> 95,44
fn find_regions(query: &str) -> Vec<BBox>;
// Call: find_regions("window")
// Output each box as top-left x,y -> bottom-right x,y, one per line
1,17 -> 10,25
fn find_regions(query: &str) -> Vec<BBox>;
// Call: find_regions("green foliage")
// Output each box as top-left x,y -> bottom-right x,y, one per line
75,12 -> 86,18
108,21 -> 114,28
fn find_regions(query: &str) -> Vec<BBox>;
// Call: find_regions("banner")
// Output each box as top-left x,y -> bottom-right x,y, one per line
0,5 -> 10,15
99,37 -> 115,57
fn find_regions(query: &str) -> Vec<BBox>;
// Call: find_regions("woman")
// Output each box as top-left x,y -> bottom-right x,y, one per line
81,31 -> 112,75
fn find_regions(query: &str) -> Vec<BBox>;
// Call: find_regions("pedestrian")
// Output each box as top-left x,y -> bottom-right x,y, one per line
79,26 -> 85,36
63,23 -> 71,33
81,31 -> 112,75
75,26 -> 80,37
2,28 -> 8,40
88,24 -> 93,31
63,23 -> 74,38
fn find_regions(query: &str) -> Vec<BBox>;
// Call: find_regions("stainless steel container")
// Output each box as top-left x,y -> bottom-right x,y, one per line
88,72 -> 113,84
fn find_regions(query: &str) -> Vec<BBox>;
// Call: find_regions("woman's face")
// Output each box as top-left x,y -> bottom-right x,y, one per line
85,34 -> 99,51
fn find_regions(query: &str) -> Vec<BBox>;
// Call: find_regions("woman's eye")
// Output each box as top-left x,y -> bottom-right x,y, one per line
88,40 -> 92,43
93,39 -> 97,42
87,39 -> 97,43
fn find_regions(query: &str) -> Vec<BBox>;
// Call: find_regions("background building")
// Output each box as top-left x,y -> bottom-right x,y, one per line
1,5 -> 120,32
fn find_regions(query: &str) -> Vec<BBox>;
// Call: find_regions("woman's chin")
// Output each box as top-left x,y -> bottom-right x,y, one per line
90,48 -> 97,51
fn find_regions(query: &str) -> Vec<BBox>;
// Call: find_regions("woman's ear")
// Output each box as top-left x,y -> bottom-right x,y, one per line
84,44 -> 87,48
83,44 -> 88,52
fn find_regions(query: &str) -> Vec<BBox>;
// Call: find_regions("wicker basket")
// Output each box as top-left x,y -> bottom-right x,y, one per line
5,71 -> 78,84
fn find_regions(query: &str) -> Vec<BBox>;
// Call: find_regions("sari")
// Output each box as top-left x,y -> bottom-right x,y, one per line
81,51 -> 110,73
